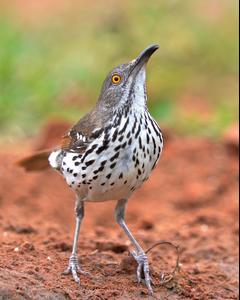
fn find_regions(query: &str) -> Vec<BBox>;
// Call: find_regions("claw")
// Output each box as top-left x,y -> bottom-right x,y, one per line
130,250 -> 153,295
63,254 -> 91,284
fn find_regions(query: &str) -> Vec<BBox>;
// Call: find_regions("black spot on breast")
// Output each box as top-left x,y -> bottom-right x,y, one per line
118,135 -> 124,142
101,160 -> 107,166
152,137 -> 156,155
106,173 -> 112,179
93,175 -> 98,180
93,165 -> 105,174
110,182 -> 115,186
75,162 -> 80,166
135,123 -> 141,138
110,162 -> 117,169
122,142 -> 127,149
149,117 -> 162,139
114,145 -> 121,152
128,138 -> 132,146
72,156 -> 78,161
138,137 -> 142,149
85,159 -> 95,167
151,161 -> 157,170
112,128 -> 119,142
82,144 -> 98,161
110,152 -> 120,162
119,117 -> 129,135
73,173 -> 78,177
113,114 -> 122,127
132,115 -> 138,134
119,173 -> 123,179
96,134 -> 110,154
146,133 -> 150,144
91,128 -> 104,139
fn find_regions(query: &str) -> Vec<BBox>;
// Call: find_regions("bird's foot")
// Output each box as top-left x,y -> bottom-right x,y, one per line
131,250 -> 153,295
63,254 -> 90,284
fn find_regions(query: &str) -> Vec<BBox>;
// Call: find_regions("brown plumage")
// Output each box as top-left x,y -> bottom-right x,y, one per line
17,105 -> 107,171
17,149 -> 52,171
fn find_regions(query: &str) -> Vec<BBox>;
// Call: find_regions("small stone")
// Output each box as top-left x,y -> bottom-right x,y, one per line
139,220 -> 154,231
53,242 -> 71,252
200,224 -> 209,232
5,224 -> 37,234
95,240 -> 128,253
22,242 -> 35,251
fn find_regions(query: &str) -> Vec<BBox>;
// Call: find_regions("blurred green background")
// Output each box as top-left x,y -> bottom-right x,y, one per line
0,0 -> 238,139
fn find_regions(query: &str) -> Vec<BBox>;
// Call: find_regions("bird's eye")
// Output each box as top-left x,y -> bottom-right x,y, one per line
111,74 -> 122,85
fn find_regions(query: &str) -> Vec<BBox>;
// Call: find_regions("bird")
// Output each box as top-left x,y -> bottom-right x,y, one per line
18,44 -> 163,294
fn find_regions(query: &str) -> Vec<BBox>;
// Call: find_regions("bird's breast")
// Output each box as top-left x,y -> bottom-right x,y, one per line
60,111 -> 163,202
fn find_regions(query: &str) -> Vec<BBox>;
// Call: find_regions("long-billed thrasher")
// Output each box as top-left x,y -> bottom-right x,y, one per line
18,45 -> 163,294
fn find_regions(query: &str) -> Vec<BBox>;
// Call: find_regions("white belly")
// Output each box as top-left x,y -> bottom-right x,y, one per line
50,113 -> 163,202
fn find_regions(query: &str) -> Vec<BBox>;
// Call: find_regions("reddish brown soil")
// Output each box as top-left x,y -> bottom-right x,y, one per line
0,124 -> 238,300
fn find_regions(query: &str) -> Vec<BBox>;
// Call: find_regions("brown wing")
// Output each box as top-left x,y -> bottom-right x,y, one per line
17,109 -> 105,171
60,109 -> 104,153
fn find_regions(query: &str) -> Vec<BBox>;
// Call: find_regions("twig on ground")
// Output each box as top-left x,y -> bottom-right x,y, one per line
146,241 -> 181,285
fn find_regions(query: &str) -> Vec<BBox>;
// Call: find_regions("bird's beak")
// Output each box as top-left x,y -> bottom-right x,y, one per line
131,44 -> 159,74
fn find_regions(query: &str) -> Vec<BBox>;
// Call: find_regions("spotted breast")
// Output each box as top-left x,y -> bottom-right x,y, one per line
49,107 -> 163,202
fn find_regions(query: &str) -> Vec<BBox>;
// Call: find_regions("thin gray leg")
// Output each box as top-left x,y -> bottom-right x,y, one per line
64,196 -> 89,283
115,199 -> 153,294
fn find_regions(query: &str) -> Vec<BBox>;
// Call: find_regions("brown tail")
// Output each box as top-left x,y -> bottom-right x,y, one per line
16,149 -> 52,172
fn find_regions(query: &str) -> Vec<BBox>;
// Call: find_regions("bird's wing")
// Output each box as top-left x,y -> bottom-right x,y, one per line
17,109 -> 105,171
60,110 -> 104,153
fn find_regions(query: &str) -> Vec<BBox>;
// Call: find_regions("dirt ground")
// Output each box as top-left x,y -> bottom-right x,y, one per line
0,122 -> 238,300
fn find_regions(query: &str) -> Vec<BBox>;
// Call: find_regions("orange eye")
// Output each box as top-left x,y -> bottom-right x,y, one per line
111,74 -> 122,84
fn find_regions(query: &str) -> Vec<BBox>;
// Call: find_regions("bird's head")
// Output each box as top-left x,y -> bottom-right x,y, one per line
97,44 -> 159,114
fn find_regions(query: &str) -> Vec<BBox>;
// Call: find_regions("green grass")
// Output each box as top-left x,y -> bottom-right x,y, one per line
0,0 -> 238,138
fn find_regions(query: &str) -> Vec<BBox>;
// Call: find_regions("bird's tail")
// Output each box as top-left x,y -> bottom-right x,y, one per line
16,149 -> 52,172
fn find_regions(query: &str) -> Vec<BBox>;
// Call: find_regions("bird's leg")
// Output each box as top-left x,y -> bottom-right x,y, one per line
63,197 -> 88,283
115,199 -> 153,294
